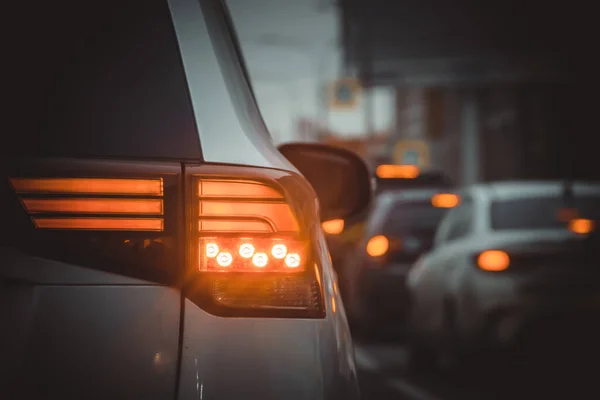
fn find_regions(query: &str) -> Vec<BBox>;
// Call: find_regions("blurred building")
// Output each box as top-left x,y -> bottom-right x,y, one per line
337,0 -> 596,184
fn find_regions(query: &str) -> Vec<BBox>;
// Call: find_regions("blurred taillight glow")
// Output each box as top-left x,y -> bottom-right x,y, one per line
376,164 -> 419,179
366,235 -> 389,257
478,250 -> 510,272
322,219 -> 344,235
568,218 -> 595,235
431,193 -> 460,208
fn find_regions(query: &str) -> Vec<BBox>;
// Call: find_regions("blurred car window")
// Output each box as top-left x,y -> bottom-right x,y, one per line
491,195 -> 600,230
382,201 -> 449,236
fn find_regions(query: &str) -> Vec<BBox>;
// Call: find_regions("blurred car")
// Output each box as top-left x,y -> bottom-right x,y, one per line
405,181 -> 600,370
341,188 -> 460,333
323,165 -> 453,287
1,1 -> 370,399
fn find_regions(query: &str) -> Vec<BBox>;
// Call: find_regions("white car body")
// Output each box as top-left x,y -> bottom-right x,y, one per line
1,0 -> 359,399
407,181 -> 600,350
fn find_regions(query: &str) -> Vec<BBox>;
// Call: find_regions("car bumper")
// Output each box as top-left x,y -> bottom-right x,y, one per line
481,295 -> 600,350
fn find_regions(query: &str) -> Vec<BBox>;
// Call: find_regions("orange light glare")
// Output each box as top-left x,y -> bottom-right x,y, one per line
271,244 -> 287,259
477,250 -> 510,272
206,243 -> 219,258
11,178 -> 163,196
32,217 -> 163,231
252,252 -> 269,268
239,243 -> 255,258
431,193 -> 460,208
199,200 -> 299,232
21,198 -> 163,215
366,235 -> 389,257
376,164 -> 419,179
285,253 -> 301,268
199,180 -> 283,199
199,219 -> 272,233
568,218 -> 595,235
322,219 -> 344,235
217,252 -> 233,267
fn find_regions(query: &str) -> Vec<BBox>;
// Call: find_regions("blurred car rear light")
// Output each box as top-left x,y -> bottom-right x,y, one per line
189,176 -> 323,317
431,193 -> 460,208
477,250 -> 510,272
366,235 -> 389,257
322,218 -> 344,235
568,218 -> 595,235
376,164 -> 419,179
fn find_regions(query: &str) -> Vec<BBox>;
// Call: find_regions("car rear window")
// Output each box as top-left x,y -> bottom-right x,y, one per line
5,0 -> 201,160
382,201 -> 449,235
491,195 -> 600,230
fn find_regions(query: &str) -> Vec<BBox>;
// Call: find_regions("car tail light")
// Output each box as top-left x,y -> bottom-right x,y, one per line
322,219 -> 344,235
431,193 -> 460,208
366,235 -> 389,257
568,218 -> 595,235
4,163 -> 180,285
477,250 -> 510,272
10,178 -> 165,231
376,164 -> 419,179
187,173 -> 324,318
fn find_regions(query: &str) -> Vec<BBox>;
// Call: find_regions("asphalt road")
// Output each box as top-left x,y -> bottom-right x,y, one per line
354,338 -> 600,400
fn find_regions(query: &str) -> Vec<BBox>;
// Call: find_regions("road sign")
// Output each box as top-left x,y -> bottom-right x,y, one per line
328,78 -> 361,110
393,139 -> 430,167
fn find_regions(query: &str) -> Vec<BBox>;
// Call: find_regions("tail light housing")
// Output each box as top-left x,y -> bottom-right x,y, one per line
185,166 -> 325,318
3,159 -> 182,285
3,160 -> 326,318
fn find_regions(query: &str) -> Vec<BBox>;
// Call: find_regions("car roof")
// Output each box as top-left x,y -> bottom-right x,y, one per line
468,180 -> 600,201
376,187 -> 456,205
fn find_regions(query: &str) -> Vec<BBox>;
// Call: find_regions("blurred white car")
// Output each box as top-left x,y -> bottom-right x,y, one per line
406,181 -> 600,369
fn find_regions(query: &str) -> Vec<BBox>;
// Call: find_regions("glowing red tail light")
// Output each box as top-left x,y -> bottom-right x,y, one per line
189,175 -> 323,317
196,179 -> 305,272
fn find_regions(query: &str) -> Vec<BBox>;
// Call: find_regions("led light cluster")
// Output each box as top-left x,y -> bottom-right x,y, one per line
200,237 -> 303,272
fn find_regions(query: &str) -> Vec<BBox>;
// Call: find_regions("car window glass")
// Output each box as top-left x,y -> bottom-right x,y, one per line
491,195 -> 600,230
5,0 -> 201,160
